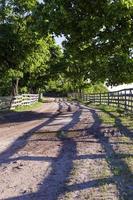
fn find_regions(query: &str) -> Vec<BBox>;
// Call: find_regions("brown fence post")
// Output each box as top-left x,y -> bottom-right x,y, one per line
108,93 -> 110,105
100,93 -> 101,104
118,91 -> 120,108
124,90 -> 127,111
131,90 -> 133,112
71,88 -> 133,113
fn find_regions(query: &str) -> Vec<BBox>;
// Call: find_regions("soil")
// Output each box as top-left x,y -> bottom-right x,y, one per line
0,101 -> 132,199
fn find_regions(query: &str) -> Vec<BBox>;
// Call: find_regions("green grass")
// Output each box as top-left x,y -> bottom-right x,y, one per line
14,102 -> 44,112
87,104 -> 133,130
0,100 -> 45,115
79,102 -> 133,199
0,102 -> 43,116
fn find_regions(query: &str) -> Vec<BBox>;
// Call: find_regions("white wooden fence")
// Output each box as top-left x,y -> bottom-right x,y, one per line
0,94 -> 39,110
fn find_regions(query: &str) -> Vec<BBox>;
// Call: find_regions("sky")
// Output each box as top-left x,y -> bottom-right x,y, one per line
54,36 -> 65,47
108,83 -> 133,91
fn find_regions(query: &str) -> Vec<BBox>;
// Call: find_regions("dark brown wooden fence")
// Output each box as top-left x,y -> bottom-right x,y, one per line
69,88 -> 133,112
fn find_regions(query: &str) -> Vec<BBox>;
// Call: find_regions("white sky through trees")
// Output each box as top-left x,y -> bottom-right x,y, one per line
54,36 -> 65,47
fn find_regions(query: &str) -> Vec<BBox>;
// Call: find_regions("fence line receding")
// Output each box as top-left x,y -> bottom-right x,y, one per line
69,88 -> 133,112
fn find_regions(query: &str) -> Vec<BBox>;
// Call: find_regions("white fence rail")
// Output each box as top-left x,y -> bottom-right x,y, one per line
0,94 -> 39,110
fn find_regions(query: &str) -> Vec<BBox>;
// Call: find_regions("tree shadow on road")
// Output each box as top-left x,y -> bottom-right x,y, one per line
2,104 -> 133,200
0,104 -> 82,200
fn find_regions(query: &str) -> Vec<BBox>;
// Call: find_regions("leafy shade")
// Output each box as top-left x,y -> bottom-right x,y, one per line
42,0 -> 133,86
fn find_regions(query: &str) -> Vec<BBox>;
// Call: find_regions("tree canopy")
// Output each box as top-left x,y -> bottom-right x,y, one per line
0,0 -> 133,95
42,0 -> 133,85
0,0 -> 62,95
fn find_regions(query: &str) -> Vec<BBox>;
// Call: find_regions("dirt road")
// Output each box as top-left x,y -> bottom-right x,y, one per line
0,102 -> 59,152
0,101 -> 133,199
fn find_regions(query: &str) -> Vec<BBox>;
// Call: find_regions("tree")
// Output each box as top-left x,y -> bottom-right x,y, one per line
41,0 -> 133,86
21,35 -> 63,94
0,0 -> 40,95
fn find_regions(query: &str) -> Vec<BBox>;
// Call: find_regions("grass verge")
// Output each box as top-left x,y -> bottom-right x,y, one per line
87,103 -> 133,130
0,102 -> 44,116
14,102 -> 44,112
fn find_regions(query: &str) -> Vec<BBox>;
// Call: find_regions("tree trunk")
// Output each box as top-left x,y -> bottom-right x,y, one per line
12,78 -> 19,96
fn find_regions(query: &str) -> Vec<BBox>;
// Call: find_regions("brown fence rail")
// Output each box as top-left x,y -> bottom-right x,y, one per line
69,88 -> 133,112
